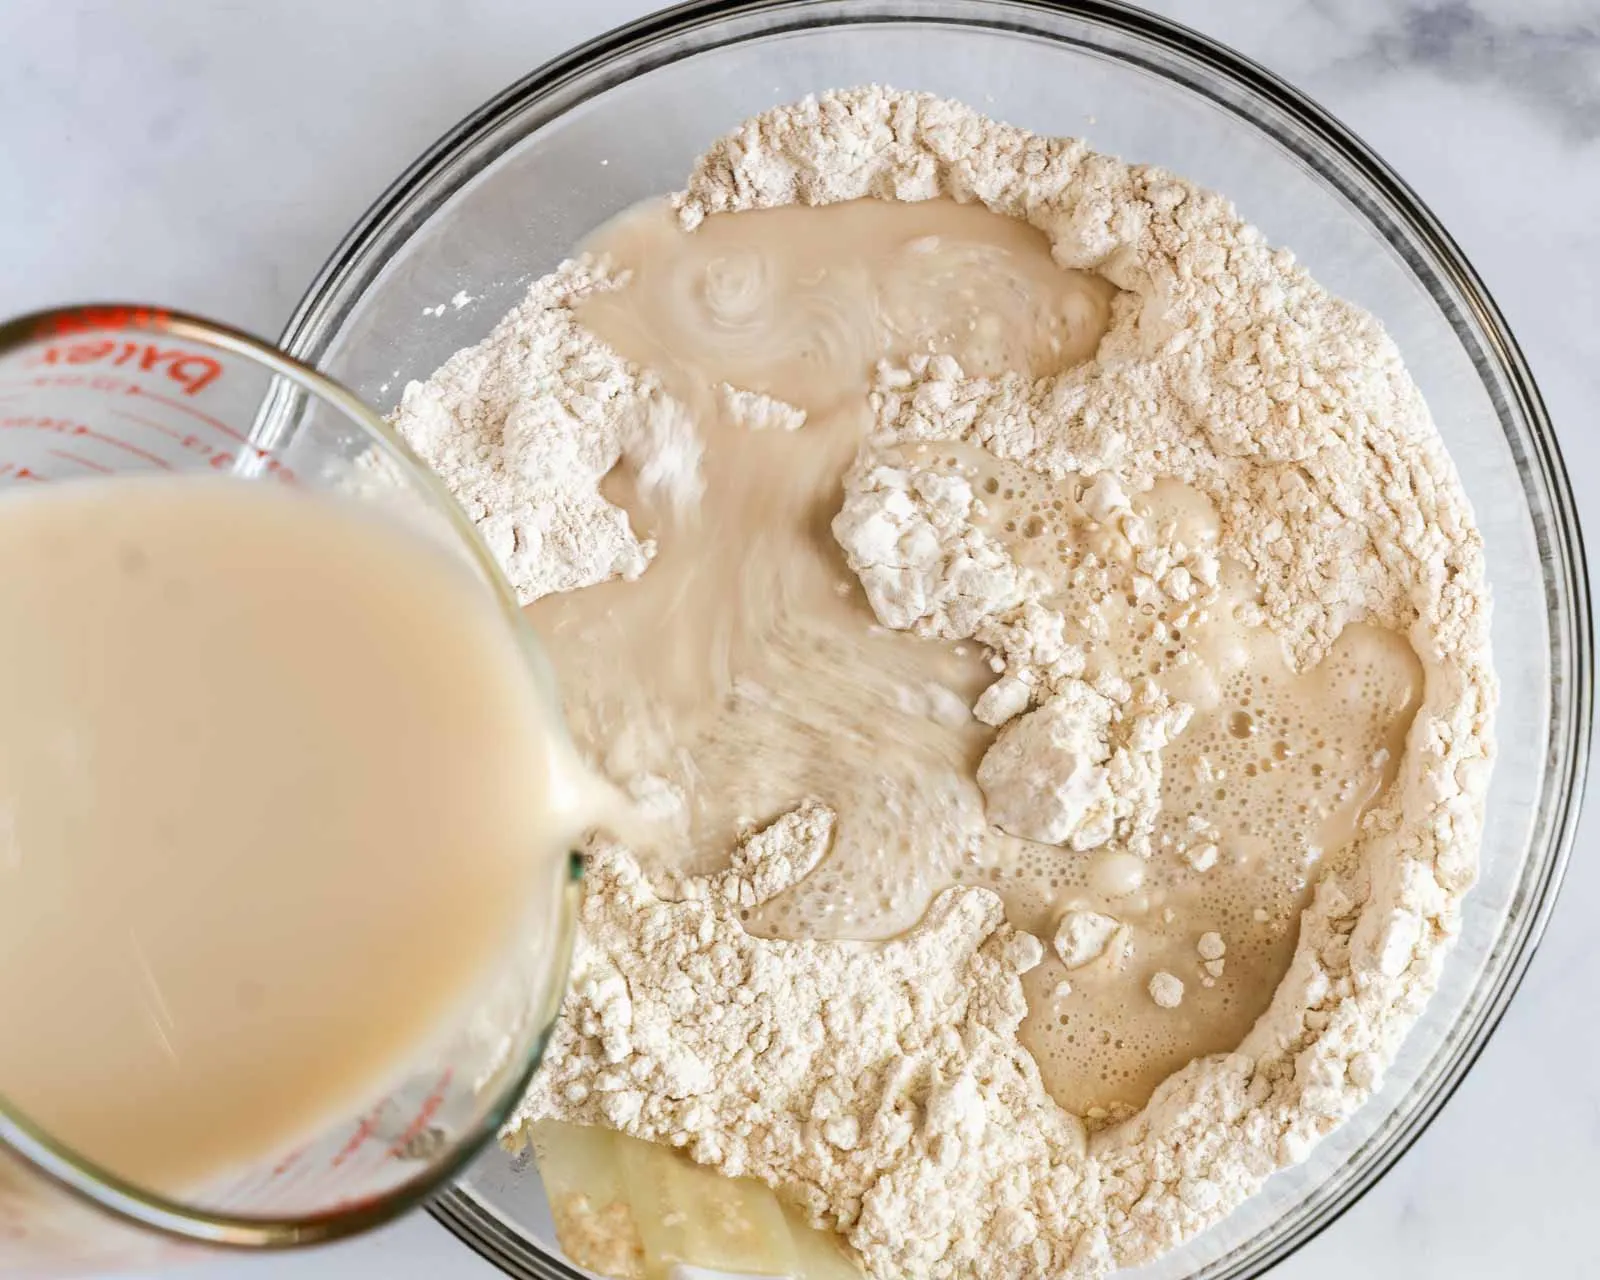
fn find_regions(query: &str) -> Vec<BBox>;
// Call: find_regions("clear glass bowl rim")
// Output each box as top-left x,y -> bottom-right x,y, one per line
278,1 -> 1593,1276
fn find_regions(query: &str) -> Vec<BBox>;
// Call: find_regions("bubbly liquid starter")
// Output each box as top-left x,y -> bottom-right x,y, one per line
538,197 -> 1423,1117
0,479 -> 582,1194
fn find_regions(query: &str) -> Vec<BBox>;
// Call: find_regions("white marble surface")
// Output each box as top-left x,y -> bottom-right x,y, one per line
4,1 -> 1598,1276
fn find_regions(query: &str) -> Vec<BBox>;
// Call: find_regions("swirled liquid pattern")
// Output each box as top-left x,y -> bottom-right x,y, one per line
530,197 -> 1421,1116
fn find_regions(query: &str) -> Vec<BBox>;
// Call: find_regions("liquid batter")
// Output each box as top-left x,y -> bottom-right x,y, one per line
535,196 -> 1422,1116
0,478 -> 586,1193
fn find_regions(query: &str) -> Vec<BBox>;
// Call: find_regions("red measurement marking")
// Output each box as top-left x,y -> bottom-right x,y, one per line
108,414 -> 232,469
0,462 -> 43,481
0,379 -> 296,482
330,1102 -> 388,1169
0,375 -> 238,438
385,1069 -> 453,1159
0,415 -> 172,470
270,1144 -> 310,1179
29,338 -> 221,396
127,383 -> 246,442
32,305 -> 173,339
0,374 -> 135,397
110,407 -> 184,440
49,448 -> 113,475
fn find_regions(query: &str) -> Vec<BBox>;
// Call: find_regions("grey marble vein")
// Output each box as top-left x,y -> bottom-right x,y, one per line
1326,0 -> 1600,140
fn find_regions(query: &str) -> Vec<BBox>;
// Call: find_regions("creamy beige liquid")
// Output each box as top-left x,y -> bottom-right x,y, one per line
544,196 -> 1421,1117
0,478 -> 582,1194
892,449 -> 1424,1116
537,198 -> 1112,922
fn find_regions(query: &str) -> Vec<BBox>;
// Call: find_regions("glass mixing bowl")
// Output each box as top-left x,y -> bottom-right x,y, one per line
279,1 -> 1591,1275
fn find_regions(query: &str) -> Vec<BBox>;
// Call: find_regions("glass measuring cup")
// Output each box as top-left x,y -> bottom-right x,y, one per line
0,303 -> 580,1274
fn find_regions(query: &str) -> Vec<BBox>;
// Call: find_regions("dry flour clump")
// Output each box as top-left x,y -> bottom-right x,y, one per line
832,448 -> 1198,858
1054,909 -> 1127,971
395,86 -> 1495,1279
832,458 -> 1026,636
391,258 -> 699,603
973,679 -> 1189,854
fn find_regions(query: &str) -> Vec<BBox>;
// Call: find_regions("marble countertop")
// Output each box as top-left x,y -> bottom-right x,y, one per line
4,1 -> 1596,1276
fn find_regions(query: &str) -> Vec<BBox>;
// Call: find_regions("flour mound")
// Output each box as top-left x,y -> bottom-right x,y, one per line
398,86 -> 1495,1280
391,258 -> 689,603
515,802 -> 1093,1273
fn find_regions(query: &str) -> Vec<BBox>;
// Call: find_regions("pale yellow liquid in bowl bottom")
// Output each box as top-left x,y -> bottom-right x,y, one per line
0,477 -> 581,1196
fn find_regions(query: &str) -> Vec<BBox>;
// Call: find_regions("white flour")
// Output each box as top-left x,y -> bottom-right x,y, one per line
392,87 -> 1495,1278
393,258 -> 690,602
